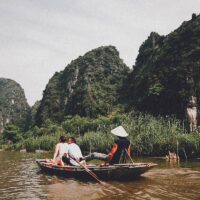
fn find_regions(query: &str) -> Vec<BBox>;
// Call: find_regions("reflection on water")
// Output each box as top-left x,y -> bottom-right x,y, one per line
0,152 -> 199,200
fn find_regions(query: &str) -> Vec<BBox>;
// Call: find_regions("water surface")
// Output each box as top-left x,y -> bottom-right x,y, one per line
0,152 -> 199,200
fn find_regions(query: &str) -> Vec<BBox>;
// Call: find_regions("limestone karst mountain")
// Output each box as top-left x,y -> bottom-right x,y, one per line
0,78 -> 30,133
127,13 -> 200,119
35,46 -> 130,126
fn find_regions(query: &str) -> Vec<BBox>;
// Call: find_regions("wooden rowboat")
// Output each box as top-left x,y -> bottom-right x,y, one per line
36,159 -> 157,181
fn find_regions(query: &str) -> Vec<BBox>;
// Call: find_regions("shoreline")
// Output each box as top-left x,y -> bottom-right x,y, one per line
0,149 -> 200,160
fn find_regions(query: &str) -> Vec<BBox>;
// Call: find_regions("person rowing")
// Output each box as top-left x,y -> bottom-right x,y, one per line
83,126 -> 131,165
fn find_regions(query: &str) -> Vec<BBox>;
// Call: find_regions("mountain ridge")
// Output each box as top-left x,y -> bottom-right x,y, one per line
0,78 -> 30,133
35,46 -> 130,126
127,13 -> 200,118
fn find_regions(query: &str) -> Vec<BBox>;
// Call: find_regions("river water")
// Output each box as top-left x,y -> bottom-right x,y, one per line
0,151 -> 199,200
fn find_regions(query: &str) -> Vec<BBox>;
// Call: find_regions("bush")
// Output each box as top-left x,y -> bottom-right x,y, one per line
78,131 -> 114,154
1,112 -> 199,158
2,125 -> 23,143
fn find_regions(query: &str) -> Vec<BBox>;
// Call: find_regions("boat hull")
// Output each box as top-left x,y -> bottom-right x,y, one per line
36,159 -> 157,181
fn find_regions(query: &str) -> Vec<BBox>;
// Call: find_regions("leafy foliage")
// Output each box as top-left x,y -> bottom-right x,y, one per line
1,112 -> 199,158
0,78 -> 31,133
61,114 -> 125,135
1,124 -> 23,143
1,15 -> 200,158
35,46 -> 130,126
127,14 -> 200,119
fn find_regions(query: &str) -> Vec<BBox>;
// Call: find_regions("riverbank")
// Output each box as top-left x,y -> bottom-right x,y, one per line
1,113 -> 200,158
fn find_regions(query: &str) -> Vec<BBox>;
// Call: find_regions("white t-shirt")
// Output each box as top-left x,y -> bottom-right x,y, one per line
66,143 -> 83,166
57,143 -> 69,159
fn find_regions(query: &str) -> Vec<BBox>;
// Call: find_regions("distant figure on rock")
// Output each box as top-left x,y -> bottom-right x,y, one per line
165,150 -> 179,161
186,96 -> 198,132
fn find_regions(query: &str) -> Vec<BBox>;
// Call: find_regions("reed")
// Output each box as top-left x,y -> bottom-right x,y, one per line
1,112 -> 199,157
78,131 -> 114,153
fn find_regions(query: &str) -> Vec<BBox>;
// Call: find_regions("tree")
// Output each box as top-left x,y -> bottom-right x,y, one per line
2,125 -> 22,143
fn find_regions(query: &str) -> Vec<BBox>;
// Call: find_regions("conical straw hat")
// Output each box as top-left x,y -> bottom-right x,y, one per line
111,126 -> 128,137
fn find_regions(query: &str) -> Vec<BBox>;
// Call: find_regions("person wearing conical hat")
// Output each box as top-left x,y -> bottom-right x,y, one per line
108,126 -> 130,164
83,126 -> 131,165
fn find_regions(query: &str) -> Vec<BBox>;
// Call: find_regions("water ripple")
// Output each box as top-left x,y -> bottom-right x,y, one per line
0,152 -> 200,200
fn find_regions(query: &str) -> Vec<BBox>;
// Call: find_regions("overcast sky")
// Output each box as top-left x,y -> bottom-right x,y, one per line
0,0 -> 200,106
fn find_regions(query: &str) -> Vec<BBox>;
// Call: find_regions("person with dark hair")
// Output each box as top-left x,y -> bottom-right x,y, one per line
68,136 -> 76,144
62,137 -> 84,166
52,136 -> 68,165
83,126 -> 131,165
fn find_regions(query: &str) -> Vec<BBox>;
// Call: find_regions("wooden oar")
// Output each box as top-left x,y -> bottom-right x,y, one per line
68,155 -> 106,185
67,156 -> 125,193
125,149 -> 134,164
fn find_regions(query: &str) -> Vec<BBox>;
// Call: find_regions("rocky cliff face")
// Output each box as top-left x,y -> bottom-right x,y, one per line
127,13 -> 200,118
35,46 -> 130,126
0,78 -> 30,133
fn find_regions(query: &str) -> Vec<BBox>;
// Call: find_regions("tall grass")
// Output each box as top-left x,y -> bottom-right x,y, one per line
1,112 -> 200,157
78,131 -> 114,154
120,113 -> 200,157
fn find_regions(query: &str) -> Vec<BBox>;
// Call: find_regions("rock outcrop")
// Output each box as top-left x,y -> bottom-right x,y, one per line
127,13 -> 200,119
35,46 -> 130,126
0,78 -> 30,133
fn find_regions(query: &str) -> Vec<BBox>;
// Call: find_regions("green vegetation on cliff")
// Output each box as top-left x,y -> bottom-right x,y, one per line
2,113 -> 199,158
0,78 -> 31,133
127,14 -> 200,118
1,14 -> 200,158
35,46 -> 130,126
